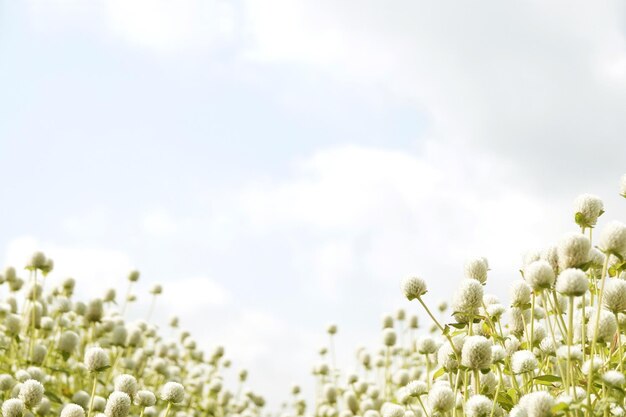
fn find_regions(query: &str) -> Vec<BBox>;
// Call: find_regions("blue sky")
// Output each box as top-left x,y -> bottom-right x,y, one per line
2,0 -> 626,407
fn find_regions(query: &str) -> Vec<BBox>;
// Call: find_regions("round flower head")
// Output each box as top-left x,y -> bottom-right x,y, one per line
510,280 -> 531,306
427,384 -> 454,413
114,375 -> 138,398
128,270 -> 140,282
464,257 -> 488,284
518,391 -> 555,417
602,278 -> 626,313
72,391 -> 90,409
555,268 -> 589,297
451,279 -> 484,323
574,193 -> 604,228
382,328 -> 396,347
511,350 -> 538,374
603,370 -> 626,388
582,356 -> 603,375
61,404 -> 85,417
405,380 -> 428,397
587,308 -> 617,343
134,390 -> 156,407
84,347 -> 110,372
465,395 -> 492,417
524,260 -> 555,291
0,374 -> 15,391
161,382 -> 185,403
416,336 -> 437,354
2,399 -> 25,417
58,331 -> 80,355
150,284 -> 162,295
557,233 -> 591,270
29,252 -> 47,270
461,336 -> 492,370
104,392 -> 131,417
599,221 -> 626,258
437,342 -> 459,371
381,314 -> 394,329
18,379 -> 44,409
401,276 -> 427,300
381,403 -> 404,417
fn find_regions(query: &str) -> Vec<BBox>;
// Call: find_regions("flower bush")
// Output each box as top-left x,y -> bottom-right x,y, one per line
0,260 -> 265,417
285,175 -> 626,417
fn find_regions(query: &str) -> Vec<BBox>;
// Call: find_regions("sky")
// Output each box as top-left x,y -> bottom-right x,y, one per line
1,0 -> 626,408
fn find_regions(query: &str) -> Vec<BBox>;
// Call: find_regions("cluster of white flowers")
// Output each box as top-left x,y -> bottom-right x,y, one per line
0,256 -> 265,417
284,174 -> 626,417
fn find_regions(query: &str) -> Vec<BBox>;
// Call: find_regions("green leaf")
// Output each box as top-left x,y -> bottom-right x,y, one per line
534,375 -> 561,383
551,402 -> 569,413
432,367 -> 445,380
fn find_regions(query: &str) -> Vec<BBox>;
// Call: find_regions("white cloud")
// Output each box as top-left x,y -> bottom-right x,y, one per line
104,0 -> 236,52
142,209 -> 178,237
163,276 -> 231,313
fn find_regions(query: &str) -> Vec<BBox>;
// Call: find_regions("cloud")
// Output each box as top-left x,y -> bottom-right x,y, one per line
142,209 -> 178,237
242,1 -> 626,190
163,276 -> 231,313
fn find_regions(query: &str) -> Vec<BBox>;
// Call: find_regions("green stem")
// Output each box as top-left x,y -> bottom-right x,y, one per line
87,373 -> 98,417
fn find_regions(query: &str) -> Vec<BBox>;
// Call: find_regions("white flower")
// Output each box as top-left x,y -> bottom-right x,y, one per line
587,308 -> 617,343
556,345 -> 583,362
464,257 -> 489,284
428,384 -> 454,413
510,280 -> 531,306
61,404 -> 85,417
557,233 -> 591,270
582,356 -> 603,375
603,370 -> 626,388
114,375 -> 138,398
555,268 -> 589,297
511,350 -> 538,374
524,260 -> 555,291
603,279 -> 626,313
518,391 -> 555,417
437,343 -> 458,371
84,347 -> 110,372
381,403 -> 404,417
416,336 -> 437,354
58,331 -> 80,355
574,193 -> 604,228
405,380 -> 428,397
461,336 -> 492,370
161,382 -> 185,403
465,395 -> 492,417
2,399 -> 25,417
451,280 -> 484,323
620,174 -> 626,197
382,328 -> 397,347
401,276 -> 427,300
134,390 -> 156,407
599,221 -> 626,257
18,379 -> 44,409
104,392 -> 131,417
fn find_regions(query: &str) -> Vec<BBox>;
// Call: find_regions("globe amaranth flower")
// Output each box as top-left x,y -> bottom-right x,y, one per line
427,383 -> 454,413
2,399 -> 25,417
599,221 -> 626,258
401,276 -> 427,300
573,193 -> 604,228
511,350 -> 538,374
18,379 -> 44,409
557,233 -> 591,270
518,391 -> 555,417
461,336 -> 492,370
524,260 -> 555,291
464,257 -> 489,284
104,392 -> 131,417
555,268 -> 589,297
451,279 -> 484,323
161,382 -> 185,404
84,347 -> 110,372
60,404 -> 85,417
465,395 -> 493,417
602,278 -> 626,313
